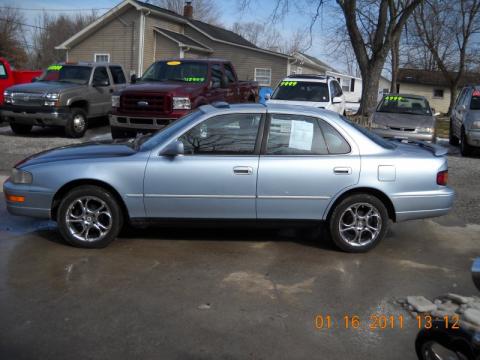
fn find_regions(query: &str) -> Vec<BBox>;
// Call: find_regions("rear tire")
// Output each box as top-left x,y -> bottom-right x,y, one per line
449,120 -> 459,146
10,123 -> 33,135
460,128 -> 473,157
328,194 -> 389,253
65,108 -> 88,138
57,185 -> 123,248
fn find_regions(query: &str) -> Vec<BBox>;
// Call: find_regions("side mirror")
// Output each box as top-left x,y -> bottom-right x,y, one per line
161,140 -> 184,156
31,77 -> 38,83
130,74 -> 137,84
459,104 -> 466,112
332,96 -> 342,104
264,93 -> 271,101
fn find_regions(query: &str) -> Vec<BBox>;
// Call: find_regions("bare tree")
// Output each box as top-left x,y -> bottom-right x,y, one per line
31,12 -> 97,69
147,0 -> 220,24
0,6 -> 28,67
412,0 -> 480,115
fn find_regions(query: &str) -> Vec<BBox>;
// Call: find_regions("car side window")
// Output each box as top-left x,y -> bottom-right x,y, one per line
224,64 -> 236,84
455,89 -> 466,107
0,63 -> 7,79
211,64 -> 223,88
179,113 -> 261,155
109,66 -> 126,84
317,119 -> 351,154
265,114 -> 328,155
93,67 -> 110,86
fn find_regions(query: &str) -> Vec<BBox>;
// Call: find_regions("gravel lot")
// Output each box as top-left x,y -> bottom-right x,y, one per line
0,123 -> 479,360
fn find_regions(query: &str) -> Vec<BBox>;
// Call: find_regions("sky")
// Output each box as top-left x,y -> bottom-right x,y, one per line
0,0 -> 342,72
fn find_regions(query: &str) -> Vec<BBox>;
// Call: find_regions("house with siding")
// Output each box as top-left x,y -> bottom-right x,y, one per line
398,68 -> 480,113
55,0 -> 291,87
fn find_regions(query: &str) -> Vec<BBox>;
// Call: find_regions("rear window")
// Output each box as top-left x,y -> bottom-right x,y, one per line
272,81 -> 329,102
471,89 -> 480,110
109,66 -> 126,84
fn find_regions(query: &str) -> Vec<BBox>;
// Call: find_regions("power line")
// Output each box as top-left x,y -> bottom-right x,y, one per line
0,18 -> 46,29
0,6 -> 110,12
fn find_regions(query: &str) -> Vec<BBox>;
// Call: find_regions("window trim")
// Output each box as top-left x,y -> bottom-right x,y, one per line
254,67 -> 272,86
94,53 -> 110,63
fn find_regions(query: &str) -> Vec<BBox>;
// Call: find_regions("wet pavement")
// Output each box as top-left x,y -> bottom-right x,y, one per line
0,127 -> 479,359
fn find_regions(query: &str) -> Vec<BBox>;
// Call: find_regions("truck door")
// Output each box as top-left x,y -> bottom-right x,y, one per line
108,66 -> 127,93
205,63 -> 227,103
91,66 -> 113,115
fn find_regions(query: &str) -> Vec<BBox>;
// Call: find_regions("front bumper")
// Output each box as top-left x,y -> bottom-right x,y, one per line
465,129 -> 480,147
392,187 -> 455,222
371,128 -> 435,142
110,111 -> 186,131
1,105 -> 71,127
3,180 -> 53,219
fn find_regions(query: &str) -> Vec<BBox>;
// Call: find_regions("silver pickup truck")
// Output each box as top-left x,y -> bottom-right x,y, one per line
2,62 -> 127,137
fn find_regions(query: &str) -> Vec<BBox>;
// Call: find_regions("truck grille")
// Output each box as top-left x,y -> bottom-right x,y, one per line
121,93 -> 169,113
11,92 -> 45,107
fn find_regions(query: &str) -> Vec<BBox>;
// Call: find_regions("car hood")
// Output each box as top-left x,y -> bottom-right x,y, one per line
17,141 -> 137,168
6,81 -> 84,94
373,112 -> 434,128
123,81 -> 204,94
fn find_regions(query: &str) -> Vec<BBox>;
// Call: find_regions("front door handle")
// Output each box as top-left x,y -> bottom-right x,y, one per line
333,167 -> 352,175
233,166 -> 253,175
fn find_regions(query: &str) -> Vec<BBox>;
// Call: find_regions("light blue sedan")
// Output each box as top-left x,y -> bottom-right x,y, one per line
3,103 -> 454,252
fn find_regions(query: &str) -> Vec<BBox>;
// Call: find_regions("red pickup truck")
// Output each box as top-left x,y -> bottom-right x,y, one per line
110,59 -> 258,138
0,58 -> 42,107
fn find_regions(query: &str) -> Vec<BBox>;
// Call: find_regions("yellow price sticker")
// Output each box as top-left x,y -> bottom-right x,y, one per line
167,61 -> 181,66
47,65 -> 63,71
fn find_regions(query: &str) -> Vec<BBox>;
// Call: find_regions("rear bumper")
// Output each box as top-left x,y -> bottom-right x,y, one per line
466,129 -> 480,147
2,105 -> 71,126
392,187 -> 455,222
372,128 -> 435,142
3,180 -> 53,219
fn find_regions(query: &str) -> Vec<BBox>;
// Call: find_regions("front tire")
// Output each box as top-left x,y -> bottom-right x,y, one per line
10,123 -> 33,135
328,194 -> 389,253
57,185 -> 123,248
460,128 -> 473,157
65,108 -> 88,138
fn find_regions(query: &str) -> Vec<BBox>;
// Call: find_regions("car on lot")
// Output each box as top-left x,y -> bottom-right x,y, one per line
0,57 -> 42,107
3,103 -> 454,252
266,75 -> 346,115
110,59 -> 258,139
450,85 -> 480,156
2,62 -> 127,137
369,94 -> 438,143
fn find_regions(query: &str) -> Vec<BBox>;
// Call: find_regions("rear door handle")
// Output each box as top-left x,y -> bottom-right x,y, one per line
333,167 -> 352,175
233,166 -> 253,175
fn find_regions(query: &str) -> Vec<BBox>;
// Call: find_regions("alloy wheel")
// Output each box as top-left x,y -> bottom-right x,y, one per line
338,202 -> 382,247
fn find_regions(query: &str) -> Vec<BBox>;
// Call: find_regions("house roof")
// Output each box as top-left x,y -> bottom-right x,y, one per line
398,68 -> 480,87
154,27 -> 212,52
188,19 -> 257,48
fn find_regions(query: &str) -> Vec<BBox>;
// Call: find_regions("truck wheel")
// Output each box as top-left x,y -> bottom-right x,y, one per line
10,123 -> 33,135
328,194 -> 389,253
57,185 -> 123,248
449,120 -> 459,146
65,108 -> 88,138
460,128 -> 473,157
111,126 -> 136,139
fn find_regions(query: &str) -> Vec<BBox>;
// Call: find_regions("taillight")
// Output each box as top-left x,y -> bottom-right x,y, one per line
437,170 -> 448,186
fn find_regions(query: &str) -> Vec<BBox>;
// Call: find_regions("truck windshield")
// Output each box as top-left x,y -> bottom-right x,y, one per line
38,65 -> 92,85
140,61 -> 208,83
377,95 -> 431,115
272,81 -> 330,102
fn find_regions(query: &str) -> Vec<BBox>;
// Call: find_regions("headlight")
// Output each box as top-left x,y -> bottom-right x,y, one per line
112,95 -> 120,108
3,90 -> 12,104
370,122 -> 389,130
10,168 -> 33,184
471,120 -> 480,130
44,93 -> 59,106
417,127 -> 434,133
172,97 -> 191,110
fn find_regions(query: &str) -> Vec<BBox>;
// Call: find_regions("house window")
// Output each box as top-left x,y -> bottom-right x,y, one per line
433,88 -> 444,98
94,53 -> 110,63
254,68 -> 272,86
350,78 -> 355,92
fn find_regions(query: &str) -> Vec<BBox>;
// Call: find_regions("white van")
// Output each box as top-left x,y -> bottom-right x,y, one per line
266,75 -> 346,115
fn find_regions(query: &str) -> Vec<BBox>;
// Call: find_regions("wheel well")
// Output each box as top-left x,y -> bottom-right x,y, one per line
69,100 -> 88,113
326,187 -> 396,222
51,179 -> 129,221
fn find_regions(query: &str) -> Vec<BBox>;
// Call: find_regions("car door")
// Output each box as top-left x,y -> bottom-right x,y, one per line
90,66 -> 113,115
143,112 -> 264,219
257,113 -> 360,220
205,63 -> 228,103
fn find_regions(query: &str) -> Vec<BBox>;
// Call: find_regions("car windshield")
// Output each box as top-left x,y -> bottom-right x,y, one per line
38,65 -> 92,85
470,89 -> 480,110
272,81 -> 330,102
377,95 -> 431,115
140,61 -> 208,83
139,110 -> 205,151
341,116 -> 397,150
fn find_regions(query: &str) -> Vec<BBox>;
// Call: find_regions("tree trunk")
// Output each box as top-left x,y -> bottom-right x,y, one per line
358,64 -> 383,116
448,84 -> 458,116
390,37 -> 400,93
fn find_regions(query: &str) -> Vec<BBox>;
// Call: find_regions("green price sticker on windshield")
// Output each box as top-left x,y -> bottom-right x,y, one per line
47,65 -> 63,71
385,95 -> 403,101
184,77 -> 205,82
280,81 -> 297,87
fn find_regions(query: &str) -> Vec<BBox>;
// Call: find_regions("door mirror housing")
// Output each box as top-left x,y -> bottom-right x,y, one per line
264,93 -> 271,101
161,140 -> 184,156
332,96 -> 342,104
130,74 -> 137,84
459,104 -> 466,112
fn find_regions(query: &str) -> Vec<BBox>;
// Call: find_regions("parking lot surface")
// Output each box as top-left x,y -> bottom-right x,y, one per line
0,125 -> 479,359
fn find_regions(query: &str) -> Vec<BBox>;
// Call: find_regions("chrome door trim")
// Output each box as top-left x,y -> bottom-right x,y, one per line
257,195 -> 331,200
144,194 -> 256,199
